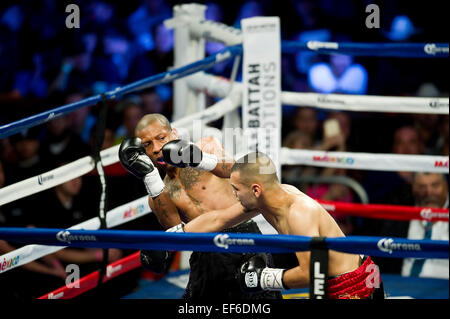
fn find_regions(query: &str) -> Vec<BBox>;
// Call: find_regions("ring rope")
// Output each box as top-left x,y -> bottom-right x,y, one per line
0,227 -> 448,259
280,148 -> 448,173
188,73 -> 449,114
0,91 -> 242,206
0,194 -> 446,275
1,41 -> 448,139
38,251 -> 141,300
1,138 -> 447,207
281,41 -> 449,58
0,94 -> 447,207
0,196 -> 150,274
0,44 -> 242,139
170,16 -> 449,58
316,199 -> 448,222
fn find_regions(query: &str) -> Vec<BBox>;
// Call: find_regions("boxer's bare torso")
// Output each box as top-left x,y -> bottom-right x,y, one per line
163,167 -> 238,223
264,185 -> 361,280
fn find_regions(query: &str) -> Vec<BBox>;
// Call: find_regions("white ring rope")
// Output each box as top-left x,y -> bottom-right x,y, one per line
188,73 -> 449,114
1,101 -> 447,207
0,196 -> 150,274
280,148 -> 448,173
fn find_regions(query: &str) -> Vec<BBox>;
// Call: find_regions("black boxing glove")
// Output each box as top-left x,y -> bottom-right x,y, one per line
140,250 -> 174,274
238,254 -> 286,293
139,223 -> 184,273
119,137 -> 164,197
162,139 -> 218,171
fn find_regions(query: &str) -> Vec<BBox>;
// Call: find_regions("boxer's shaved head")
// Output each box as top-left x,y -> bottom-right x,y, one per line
231,152 -> 279,187
135,113 -> 171,135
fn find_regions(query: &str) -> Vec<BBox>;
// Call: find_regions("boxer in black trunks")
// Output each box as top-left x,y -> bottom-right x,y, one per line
119,114 -> 281,300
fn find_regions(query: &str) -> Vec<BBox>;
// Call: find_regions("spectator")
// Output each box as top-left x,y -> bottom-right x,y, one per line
26,165 -> 122,269
402,173 -> 449,279
382,15 -> 421,42
23,164 -> 123,294
290,107 -> 321,146
412,83 -> 442,155
359,125 -> 424,273
29,175 -> 92,229
140,88 -> 171,119
0,158 -> 68,300
49,37 -> 94,93
114,100 -> 144,144
363,125 -> 424,205
5,126 -> 48,185
40,114 -> 90,165
314,111 -> 351,152
412,113 -> 441,155
392,125 -> 424,184
309,112 -> 355,234
12,52 -> 48,98
96,27 -> 131,86
435,115 -> 449,156
126,0 -> 171,55
65,92 -> 97,144
84,1 -> 117,33
281,130 -> 316,188
152,22 -> 174,71
127,22 -> 173,83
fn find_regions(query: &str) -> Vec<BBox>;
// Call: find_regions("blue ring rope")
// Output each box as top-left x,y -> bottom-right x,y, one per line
281,41 -> 449,58
0,227 -> 447,259
0,42 -> 447,139
0,45 -> 242,139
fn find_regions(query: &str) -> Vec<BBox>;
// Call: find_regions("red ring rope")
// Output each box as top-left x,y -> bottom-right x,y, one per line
36,200 -> 448,299
38,252 -> 141,299
317,199 -> 448,222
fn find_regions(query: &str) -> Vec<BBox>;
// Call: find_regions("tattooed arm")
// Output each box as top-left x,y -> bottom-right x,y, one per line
148,177 -> 182,229
148,192 -> 181,229
195,136 -> 234,178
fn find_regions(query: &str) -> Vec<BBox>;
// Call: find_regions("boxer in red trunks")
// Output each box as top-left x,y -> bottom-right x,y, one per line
174,152 -> 384,299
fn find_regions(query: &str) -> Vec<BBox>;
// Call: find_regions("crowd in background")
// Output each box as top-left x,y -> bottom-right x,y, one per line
0,0 -> 448,299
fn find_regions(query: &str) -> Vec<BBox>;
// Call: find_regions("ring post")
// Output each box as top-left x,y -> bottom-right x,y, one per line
309,237 -> 329,299
169,3 -> 207,121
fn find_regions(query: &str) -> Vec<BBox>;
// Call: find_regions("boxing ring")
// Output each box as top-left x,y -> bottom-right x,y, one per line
0,3 -> 449,300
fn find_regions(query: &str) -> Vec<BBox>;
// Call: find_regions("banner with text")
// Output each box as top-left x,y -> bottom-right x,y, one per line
242,17 -> 281,178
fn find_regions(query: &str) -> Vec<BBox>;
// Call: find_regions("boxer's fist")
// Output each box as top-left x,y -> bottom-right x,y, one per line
119,137 -> 155,178
119,137 -> 164,197
162,139 -> 217,171
140,250 -> 174,274
238,254 -> 285,292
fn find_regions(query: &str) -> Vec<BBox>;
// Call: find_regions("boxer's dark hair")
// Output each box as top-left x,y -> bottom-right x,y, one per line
231,152 -> 279,186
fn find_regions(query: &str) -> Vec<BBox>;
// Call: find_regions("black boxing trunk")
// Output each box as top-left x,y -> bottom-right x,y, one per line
183,220 -> 282,300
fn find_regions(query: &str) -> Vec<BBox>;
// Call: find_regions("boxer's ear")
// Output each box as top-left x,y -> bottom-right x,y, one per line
251,184 -> 262,198
171,127 -> 179,139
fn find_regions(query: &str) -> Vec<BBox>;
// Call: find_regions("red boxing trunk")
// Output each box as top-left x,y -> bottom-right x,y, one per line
327,256 -> 381,299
